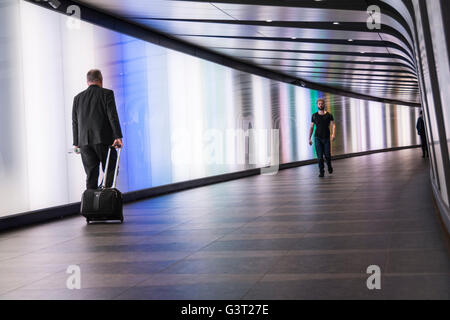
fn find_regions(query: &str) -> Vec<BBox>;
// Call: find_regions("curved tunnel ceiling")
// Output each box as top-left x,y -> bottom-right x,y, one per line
72,0 -> 421,105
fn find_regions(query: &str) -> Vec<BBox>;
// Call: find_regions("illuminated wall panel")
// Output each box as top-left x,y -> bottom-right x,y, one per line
0,1 -> 421,218
413,0 -> 449,206
427,0 -> 450,159
294,87 -> 313,160
0,0 -> 28,215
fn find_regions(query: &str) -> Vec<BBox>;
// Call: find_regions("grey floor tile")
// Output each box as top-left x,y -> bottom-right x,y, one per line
116,274 -> 260,300
389,232 -> 449,250
242,277 -> 383,300
161,256 -> 282,275
0,287 -> 129,300
0,273 -> 53,296
268,251 -> 388,274
386,250 -> 450,274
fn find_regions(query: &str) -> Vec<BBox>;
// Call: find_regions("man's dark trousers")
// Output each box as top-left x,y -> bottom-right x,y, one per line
420,133 -> 429,157
315,137 -> 332,173
80,144 -> 117,189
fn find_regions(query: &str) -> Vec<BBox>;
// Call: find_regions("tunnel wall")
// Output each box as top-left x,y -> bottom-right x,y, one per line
408,0 -> 450,231
0,1 -> 420,218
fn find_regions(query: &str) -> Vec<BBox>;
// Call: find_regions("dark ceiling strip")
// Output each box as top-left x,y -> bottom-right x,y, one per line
240,56 -> 415,69
272,67 -> 417,78
131,18 -> 415,54
287,72 -> 417,82
28,0 -> 421,107
262,64 -> 416,76
312,81 -> 417,89
328,81 -> 418,87
299,83 -> 417,90
351,89 -> 419,93
298,75 -> 419,85
321,86 -> 418,91
177,0 -> 416,46
299,75 -> 418,85
301,85 -> 417,93
280,80 -> 417,91
315,85 -> 418,92
306,87 -> 418,94
178,34 -> 416,66
255,63 -> 414,75
305,78 -> 418,86
133,16 -> 413,52
318,88 -> 418,94
177,0 -> 369,10
212,47 -> 417,71
186,34 -> 412,57
357,87 -> 419,91
335,91 -> 418,96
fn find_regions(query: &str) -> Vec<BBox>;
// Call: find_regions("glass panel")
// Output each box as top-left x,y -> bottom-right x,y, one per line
427,1 -> 450,161
413,0 -> 449,206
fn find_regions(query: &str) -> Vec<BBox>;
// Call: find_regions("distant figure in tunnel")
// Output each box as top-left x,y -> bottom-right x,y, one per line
72,69 -> 123,189
309,99 -> 336,178
416,110 -> 429,158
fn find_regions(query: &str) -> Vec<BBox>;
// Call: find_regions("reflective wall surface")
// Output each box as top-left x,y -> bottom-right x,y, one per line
412,0 -> 450,209
0,1 -> 419,218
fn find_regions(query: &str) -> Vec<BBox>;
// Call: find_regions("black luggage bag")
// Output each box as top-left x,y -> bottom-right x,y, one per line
81,147 -> 123,224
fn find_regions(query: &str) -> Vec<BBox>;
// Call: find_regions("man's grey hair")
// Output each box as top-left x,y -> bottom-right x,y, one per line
87,69 -> 103,83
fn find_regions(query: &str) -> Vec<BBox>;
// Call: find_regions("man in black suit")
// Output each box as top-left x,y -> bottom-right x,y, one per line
72,69 -> 123,189
416,110 -> 429,158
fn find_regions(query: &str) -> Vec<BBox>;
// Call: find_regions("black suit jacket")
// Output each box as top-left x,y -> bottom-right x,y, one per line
72,85 -> 123,147
416,117 -> 425,136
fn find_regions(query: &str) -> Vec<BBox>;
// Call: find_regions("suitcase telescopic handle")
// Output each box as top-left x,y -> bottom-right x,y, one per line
103,147 -> 122,189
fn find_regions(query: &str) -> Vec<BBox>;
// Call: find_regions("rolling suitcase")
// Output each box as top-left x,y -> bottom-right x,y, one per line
81,147 -> 123,224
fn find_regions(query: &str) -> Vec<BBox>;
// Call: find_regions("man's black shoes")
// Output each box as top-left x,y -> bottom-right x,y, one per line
318,168 -> 333,177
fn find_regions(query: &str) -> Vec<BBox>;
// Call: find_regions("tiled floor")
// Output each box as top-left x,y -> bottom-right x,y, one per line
0,149 -> 449,299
